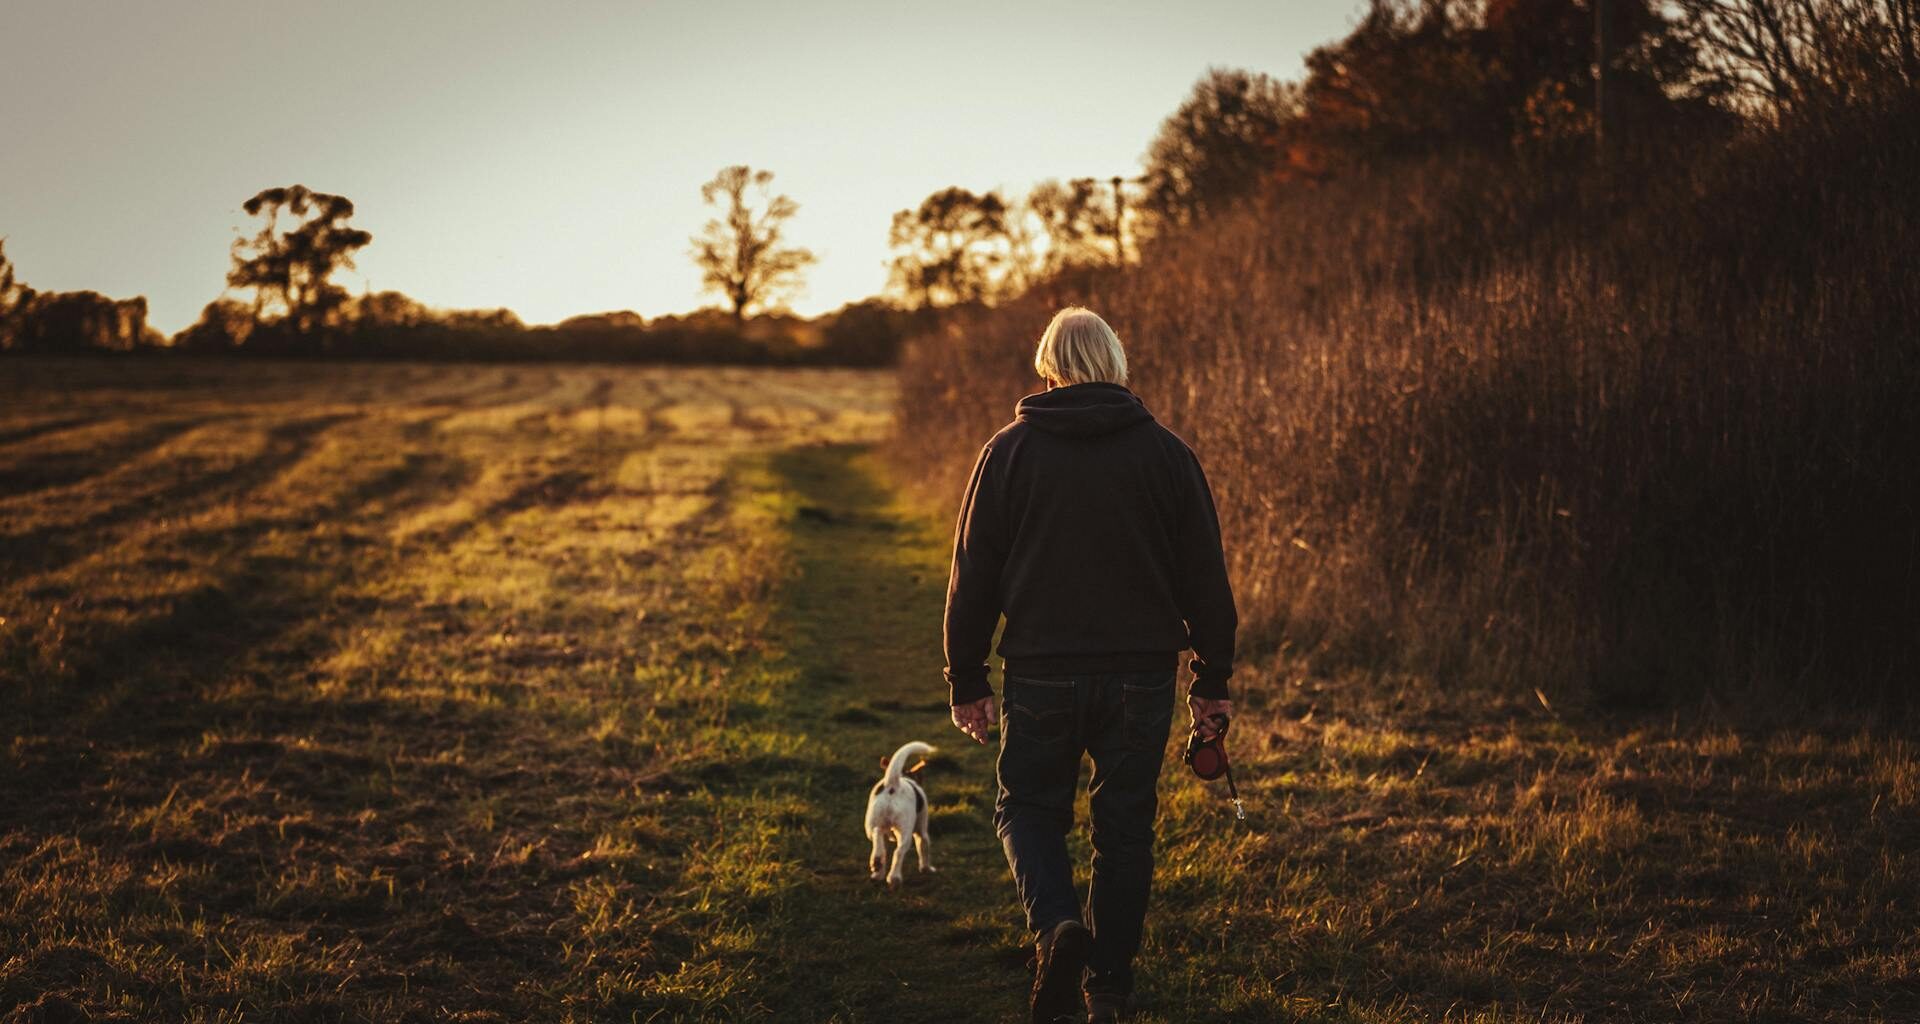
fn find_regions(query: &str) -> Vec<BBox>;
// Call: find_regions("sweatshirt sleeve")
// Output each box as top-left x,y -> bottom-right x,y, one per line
943,442 -> 1009,705
1174,445 -> 1238,699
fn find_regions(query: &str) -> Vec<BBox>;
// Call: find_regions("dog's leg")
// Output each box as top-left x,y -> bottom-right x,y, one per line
868,827 -> 888,881
886,827 -> 910,888
913,821 -> 935,873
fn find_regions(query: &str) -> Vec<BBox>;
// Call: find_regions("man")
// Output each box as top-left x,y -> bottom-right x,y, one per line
944,306 -> 1238,1024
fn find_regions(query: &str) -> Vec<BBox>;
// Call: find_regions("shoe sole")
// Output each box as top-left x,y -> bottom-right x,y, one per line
1032,923 -> 1091,1024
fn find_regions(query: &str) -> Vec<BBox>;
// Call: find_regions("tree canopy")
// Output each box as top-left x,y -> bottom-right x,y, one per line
886,187 -> 1009,309
227,185 -> 372,348
1141,68 -> 1300,231
690,165 -> 816,322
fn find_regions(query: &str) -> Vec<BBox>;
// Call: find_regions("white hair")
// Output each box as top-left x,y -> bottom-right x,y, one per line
1033,307 -> 1128,387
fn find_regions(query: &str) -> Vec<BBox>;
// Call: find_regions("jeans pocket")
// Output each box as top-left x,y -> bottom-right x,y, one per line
1003,675 -> 1075,747
1119,672 -> 1176,752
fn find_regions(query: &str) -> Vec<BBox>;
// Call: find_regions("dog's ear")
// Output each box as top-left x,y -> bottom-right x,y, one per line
878,754 -> 890,773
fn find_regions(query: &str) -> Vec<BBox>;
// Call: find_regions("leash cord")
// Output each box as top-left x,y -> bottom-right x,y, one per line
1215,714 -> 1246,822
1225,761 -> 1246,821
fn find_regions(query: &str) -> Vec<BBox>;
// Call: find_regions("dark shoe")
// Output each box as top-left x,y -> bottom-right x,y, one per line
1031,919 -> 1091,1024
1085,990 -> 1132,1023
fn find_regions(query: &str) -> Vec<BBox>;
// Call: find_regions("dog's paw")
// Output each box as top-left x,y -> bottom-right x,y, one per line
886,873 -> 903,889
923,864 -> 938,873
869,869 -> 882,880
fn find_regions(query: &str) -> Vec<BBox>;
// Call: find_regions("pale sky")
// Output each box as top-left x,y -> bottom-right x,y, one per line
1,0 -> 1359,334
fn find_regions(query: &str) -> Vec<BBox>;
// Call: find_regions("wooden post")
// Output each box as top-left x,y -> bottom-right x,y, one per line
1594,0 -> 1607,164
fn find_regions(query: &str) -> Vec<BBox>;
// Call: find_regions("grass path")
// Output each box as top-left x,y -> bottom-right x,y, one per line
705,444 -> 1032,1021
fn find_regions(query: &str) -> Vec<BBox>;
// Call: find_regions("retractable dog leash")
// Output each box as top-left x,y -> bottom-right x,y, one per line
1183,713 -> 1245,821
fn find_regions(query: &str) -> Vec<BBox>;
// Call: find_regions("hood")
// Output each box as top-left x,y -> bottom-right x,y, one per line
1014,382 -> 1155,438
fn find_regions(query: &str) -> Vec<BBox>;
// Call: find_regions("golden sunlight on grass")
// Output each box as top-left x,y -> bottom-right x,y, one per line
0,360 -> 892,1020
3,361 -> 1915,1022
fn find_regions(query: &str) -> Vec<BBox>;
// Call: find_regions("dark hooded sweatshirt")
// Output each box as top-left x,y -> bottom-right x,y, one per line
942,382 -> 1238,706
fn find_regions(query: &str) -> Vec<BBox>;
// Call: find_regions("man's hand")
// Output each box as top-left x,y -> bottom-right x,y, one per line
1187,696 -> 1234,741
950,695 -> 999,745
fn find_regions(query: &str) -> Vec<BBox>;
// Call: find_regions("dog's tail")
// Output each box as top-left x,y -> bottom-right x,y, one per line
882,741 -> 935,787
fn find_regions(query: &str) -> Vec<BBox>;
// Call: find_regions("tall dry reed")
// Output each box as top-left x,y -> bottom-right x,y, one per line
890,104 -> 1920,709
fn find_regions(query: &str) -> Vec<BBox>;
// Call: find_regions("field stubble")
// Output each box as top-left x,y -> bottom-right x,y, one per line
1,360 -> 1915,1023
0,359 -> 893,1020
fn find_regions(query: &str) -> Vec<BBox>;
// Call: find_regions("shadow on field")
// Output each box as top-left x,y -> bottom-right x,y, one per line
0,451 -> 611,1019
0,437 -> 723,1019
0,416 -> 213,497
0,412 -> 358,580
736,443 -> 1035,1021
0,360 -> 909,1023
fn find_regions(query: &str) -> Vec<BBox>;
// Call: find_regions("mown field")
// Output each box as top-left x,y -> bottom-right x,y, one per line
2,360 -> 1917,1023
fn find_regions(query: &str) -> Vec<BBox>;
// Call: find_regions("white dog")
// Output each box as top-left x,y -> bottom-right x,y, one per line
865,740 -> 936,887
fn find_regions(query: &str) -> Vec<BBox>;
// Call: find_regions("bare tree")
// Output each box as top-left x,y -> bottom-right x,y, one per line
690,165 -> 816,323
228,185 -> 372,341
1676,0 -> 1919,112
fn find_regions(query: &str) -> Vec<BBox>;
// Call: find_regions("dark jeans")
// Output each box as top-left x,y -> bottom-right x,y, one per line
994,668 -> 1177,997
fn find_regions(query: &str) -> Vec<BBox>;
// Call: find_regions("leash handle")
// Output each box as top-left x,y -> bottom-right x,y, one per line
1203,714 -> 1248,823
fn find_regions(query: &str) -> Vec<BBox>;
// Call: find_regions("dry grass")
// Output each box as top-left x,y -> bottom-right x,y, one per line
3,361 -> 1916,1022
0,359 -> 891,1021
1143,665 -> 1920,1021
889,106 -> 1920,709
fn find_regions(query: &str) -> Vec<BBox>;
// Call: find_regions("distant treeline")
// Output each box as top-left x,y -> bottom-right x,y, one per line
0,255 -> 922,367
175,294 -> 925,367
890,0 -> 1920,712
0,275 -> 161,354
